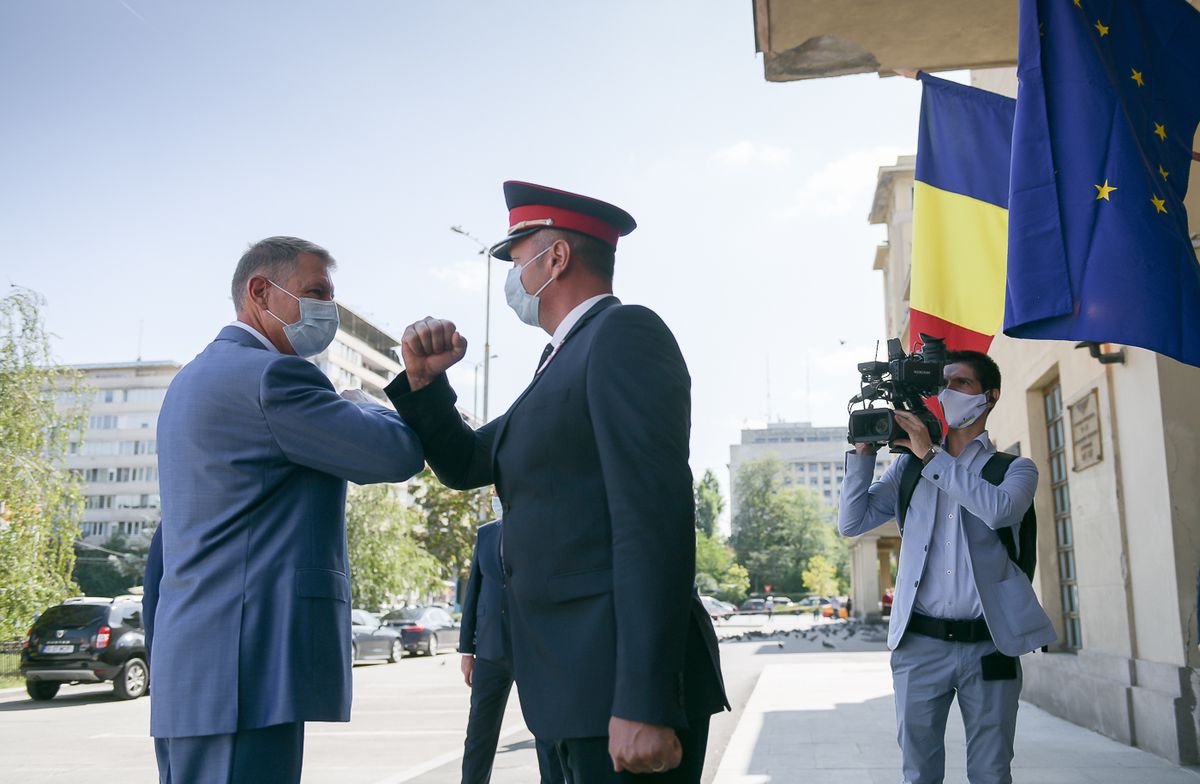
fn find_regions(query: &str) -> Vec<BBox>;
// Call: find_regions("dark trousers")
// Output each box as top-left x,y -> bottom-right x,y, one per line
464,657 -> 565,784
555,716 -> 710,784
154,722 -> 304,784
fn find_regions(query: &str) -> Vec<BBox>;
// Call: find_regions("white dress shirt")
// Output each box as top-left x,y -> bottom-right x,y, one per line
537,293 -> 614,373
229,321 -> 278,353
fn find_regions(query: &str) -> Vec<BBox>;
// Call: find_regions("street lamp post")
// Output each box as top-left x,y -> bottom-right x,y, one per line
450,226 -> 494,421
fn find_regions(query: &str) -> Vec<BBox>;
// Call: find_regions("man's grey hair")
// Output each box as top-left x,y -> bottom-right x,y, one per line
231,236 -> 337,312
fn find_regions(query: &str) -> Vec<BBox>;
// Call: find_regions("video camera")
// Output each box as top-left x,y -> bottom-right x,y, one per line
847,334 -> 947,453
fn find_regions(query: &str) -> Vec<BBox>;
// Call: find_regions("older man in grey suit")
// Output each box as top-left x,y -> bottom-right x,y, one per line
150,237 -> 424,784
839,350 -> 1055,784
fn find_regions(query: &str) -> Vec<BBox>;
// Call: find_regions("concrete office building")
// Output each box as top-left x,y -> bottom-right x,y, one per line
729,421 -> 896,517
67,303 -> 424,544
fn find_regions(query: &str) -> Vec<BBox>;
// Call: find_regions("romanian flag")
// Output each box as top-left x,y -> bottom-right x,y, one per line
1004,0 -> 1200,367
910,72 -> 1016,354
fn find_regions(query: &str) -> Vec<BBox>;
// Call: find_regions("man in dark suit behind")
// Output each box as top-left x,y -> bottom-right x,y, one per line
460,519 -> 563,784
388,182 -> 728,783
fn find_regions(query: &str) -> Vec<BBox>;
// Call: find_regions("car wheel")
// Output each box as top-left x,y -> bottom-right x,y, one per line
426,634 -> 439,657
388,639 -> 403,663
113,658 -> 149,700
26,680 -> 59,701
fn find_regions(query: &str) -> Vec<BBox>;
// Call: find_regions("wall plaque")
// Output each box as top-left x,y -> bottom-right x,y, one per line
1069,388 -> 1103,471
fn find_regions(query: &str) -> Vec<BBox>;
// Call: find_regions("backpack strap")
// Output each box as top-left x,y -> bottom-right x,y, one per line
982,452 -> 1020,563
895,455 -> 924,536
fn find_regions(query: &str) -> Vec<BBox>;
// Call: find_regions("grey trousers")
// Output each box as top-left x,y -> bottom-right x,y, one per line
891,633 -> 1022,784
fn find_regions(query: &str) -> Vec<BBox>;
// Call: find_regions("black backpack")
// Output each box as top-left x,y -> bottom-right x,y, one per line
896,451 -> 1037,581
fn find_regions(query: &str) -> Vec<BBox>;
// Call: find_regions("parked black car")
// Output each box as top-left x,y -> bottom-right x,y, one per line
350,609 -> 404,663
381,606 -> 460,656
21,596 -> 148,701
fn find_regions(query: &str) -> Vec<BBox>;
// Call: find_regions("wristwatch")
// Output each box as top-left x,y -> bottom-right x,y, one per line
922,446 -> 942,465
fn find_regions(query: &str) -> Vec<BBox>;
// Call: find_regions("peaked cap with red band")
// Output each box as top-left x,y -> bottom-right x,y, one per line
488,180 -> 637,261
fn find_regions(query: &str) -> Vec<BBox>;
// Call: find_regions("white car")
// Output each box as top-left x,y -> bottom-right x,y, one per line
699,595 -> 736,620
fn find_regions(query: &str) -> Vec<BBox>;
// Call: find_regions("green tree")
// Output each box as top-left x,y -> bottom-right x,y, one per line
0,288 -> 88,640
694,530 -> 749,602
408,469 -> 488,597
730,456 -> 847,594
72,532 -> 151,597
346,484 -> 441,611
693,469 -> 724,538
801,554 -> 840,599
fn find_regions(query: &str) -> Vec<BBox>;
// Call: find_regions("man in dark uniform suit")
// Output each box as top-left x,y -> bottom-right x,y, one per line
460,518 -> 564,784
387,181 -> 728,782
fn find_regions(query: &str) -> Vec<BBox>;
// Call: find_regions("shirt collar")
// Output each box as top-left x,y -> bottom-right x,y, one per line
550,294 -> 612,348
950,430 -> 994,461
229,320 -> 279,353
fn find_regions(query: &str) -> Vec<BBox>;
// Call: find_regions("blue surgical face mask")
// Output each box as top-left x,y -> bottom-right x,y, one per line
266,280 -> 340,357
504,245 -> 555,328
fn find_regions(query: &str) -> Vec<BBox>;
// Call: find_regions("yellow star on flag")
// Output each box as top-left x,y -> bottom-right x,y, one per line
1095,20 -> 1110,36
1151,195 -> 1168,214
1094,180 -> 1117,200
1154,122 -> 1167,141
1159,165 -> 1169,179
1131,68 -> 1144,87
1073,0 -> 1081,6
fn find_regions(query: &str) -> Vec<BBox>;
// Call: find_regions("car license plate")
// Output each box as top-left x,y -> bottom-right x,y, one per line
41,643 -> 74,654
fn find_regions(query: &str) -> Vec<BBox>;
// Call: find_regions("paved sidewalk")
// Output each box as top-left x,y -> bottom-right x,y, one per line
712,648 -> 1200,784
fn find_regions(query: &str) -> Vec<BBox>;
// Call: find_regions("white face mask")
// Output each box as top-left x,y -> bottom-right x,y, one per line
504,245 -> 555,327
938,387 -> 990,430
265,280 -> 340,357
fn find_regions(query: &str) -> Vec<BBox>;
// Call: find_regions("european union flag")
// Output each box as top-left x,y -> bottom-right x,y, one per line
1004,0 -> 1200,366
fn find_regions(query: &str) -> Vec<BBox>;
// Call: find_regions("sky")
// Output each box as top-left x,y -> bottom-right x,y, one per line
1,1 -> 933,520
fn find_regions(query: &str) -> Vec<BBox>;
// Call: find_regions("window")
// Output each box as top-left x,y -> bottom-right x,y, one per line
1045,383 -> 1081,650
94,389 -> 126,404
125,388 -> 167,404
85,495 -> 113,510
80,521 -> 110,537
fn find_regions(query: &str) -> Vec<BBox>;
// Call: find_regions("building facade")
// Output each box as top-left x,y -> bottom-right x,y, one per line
68,303 -> 416,544
865,68 -> 1200,764
730,422 -> 870,518
66,361 -> 179,541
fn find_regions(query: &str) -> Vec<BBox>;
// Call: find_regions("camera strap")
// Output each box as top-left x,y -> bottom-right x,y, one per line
895,451 -> 1038,582
895,455 -> 925,536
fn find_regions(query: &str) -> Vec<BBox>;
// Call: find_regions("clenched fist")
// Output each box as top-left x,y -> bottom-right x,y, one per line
608,716 -> 682,775
401,317 -> 468,391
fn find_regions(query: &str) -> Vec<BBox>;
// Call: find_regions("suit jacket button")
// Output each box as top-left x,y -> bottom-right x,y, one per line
504,564 -> 513,578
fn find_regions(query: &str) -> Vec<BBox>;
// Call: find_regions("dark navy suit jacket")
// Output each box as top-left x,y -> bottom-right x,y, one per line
459,520 -> 507,662
388,297 -> 728,740
150,326 -> 424,738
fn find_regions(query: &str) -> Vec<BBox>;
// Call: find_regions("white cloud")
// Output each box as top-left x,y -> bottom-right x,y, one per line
772,145 -> 911,221
711,140 -> 794,169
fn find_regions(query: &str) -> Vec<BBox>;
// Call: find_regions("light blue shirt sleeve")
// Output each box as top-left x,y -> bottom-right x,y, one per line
920,450 -> 1038,530
837,449 -> 903,537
